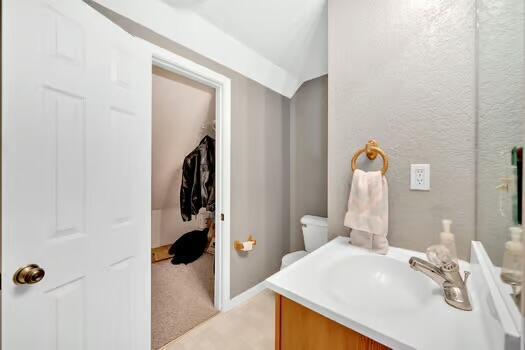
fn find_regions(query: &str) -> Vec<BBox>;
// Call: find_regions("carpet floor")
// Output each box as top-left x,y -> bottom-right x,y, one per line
152,253 -> 217,350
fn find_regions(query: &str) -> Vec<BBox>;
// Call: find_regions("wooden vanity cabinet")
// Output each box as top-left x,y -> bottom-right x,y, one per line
275,294 -> 390,350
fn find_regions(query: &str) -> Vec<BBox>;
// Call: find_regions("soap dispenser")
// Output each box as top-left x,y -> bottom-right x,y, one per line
439,219 -> 458,263
501,226 -> 523,284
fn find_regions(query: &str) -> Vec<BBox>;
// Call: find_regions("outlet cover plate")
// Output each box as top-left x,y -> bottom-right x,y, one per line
410,164 -> 430,191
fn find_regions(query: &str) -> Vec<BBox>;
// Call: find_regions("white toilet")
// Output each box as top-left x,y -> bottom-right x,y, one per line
281,215 -> 328,269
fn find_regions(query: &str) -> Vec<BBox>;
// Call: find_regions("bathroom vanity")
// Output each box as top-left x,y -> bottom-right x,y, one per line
266,237 -> 518,350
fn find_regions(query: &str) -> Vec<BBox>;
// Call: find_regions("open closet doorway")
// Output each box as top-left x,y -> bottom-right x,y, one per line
150,65 -> 218,349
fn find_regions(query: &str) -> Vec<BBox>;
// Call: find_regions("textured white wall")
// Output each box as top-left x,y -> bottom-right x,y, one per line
477,0 -> 524,265
328,0 -> 477,258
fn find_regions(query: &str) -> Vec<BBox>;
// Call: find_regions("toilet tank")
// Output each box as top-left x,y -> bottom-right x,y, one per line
301,215 -> 328,252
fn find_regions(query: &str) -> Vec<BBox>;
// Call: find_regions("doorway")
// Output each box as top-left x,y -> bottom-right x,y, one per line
147,43 -> 231,349
150,65 -> 217,349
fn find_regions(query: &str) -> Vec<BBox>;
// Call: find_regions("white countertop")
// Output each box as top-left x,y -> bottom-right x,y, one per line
265,236 -> 497,350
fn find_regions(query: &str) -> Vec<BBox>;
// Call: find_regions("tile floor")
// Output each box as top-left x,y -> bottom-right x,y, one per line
161,289 -> 275,350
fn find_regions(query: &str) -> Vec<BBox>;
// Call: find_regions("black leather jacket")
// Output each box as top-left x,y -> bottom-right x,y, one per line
180,136 -> 215,221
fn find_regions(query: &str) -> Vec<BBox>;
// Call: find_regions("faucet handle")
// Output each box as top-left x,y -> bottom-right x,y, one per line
426,245 -> 453,267
441,261 -> 459,272
463,271 -> 470,283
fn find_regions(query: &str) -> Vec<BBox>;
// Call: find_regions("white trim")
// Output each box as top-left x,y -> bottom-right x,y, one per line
224,282 -> 267,311
141,40 -> 231,311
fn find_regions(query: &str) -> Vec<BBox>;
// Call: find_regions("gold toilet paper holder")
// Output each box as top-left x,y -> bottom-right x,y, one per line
234,235 -> 257,252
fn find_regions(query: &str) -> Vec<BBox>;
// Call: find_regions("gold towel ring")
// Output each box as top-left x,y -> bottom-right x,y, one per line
351,140 -> 389,175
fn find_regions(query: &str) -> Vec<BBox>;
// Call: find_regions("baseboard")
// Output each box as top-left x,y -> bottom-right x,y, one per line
224,282 -> 266,311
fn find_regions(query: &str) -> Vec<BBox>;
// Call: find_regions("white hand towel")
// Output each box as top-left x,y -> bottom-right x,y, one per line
344,169 -> 389,254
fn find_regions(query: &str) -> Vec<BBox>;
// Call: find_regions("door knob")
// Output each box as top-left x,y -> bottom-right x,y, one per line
13,264 -> 45,285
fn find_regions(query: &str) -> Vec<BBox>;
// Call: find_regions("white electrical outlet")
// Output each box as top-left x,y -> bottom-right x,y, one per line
410,164 -> 430,191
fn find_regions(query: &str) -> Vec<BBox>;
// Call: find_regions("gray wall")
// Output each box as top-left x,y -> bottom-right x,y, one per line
476,0 -> 524,265
328,0 -> 477,259
290,75 -> 328,251
93,6 -> 291,297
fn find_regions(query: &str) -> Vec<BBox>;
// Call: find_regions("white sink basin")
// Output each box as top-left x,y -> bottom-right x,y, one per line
321,254 -> 434,315
266,237 -> 499,350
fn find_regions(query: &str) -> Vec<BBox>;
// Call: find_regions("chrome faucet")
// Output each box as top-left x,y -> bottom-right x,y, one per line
409,257 -> 472,311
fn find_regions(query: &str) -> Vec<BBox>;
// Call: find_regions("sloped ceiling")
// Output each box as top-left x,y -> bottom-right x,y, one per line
92,0 -> 327,97
163,0 -> 327,84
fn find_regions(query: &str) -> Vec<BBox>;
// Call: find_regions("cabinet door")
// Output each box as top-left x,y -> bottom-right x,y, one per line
276,295 -> 390,350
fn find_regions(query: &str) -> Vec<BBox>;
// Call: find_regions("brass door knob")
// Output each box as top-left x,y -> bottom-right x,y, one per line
13,264 -> 45,285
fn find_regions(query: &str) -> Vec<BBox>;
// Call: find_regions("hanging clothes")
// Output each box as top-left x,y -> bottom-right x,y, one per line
180,135 -> 215,221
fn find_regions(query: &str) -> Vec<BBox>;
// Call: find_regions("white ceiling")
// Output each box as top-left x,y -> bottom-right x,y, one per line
161,0 -> 328,90
92,0 -> 327,96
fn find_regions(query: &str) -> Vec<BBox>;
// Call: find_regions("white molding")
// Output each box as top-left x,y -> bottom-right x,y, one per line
224,282 -> 267,311
91,0 -> 302,98
141,40 -> 231,311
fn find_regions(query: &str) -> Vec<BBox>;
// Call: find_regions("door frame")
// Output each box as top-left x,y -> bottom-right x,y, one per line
143,40 -> 231,311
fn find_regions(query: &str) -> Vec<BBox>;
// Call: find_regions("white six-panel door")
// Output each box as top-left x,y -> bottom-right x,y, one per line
2,0 -> 151,349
